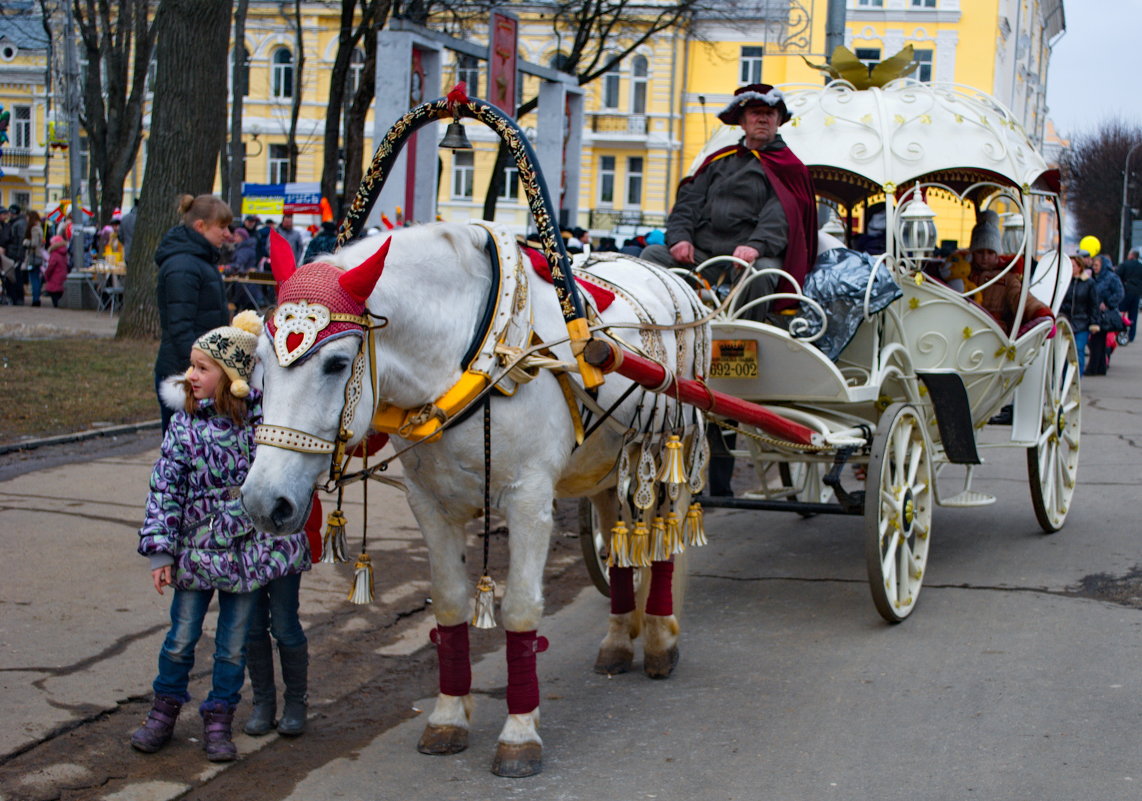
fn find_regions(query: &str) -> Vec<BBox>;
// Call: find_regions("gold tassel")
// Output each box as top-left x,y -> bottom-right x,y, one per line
321,509 -> 349,564
650,516 -> 669,562
348,553 -> 375,604
630,520 -> 651,567
683,502 -> 707,548
665,510 -> 685,555
472,575 -> 497,629
656,434 -> 688,484
608,521 -> 631,568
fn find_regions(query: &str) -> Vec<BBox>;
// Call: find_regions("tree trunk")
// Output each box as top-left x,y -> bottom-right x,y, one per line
341,9 -> 384,213
286,0 -> 305,182
116,0 -> 233,340
224,0 -> 250,212
320,0 -> 362,206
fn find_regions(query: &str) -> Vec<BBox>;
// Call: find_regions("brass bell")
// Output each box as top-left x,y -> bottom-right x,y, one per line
439,120 -> 472,150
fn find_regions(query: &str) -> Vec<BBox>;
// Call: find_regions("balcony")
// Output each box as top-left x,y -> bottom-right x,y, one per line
590,114 -> 647,136
0,147 -> 33,170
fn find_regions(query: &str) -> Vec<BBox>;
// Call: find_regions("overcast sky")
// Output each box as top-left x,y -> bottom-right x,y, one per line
1045,0 -> 1142,139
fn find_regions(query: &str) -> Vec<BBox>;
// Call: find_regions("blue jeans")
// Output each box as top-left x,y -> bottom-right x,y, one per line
153,587 -> 258,707
1073,329 -> 1089,378
247,573 -> 306,648
29,268 -> 42,304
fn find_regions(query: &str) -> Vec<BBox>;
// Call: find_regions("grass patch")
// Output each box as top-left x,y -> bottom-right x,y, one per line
0,337 -> 158,443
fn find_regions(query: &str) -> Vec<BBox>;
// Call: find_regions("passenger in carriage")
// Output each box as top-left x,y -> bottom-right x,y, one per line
640,83 -> 818,325
965,210 -> 1053,334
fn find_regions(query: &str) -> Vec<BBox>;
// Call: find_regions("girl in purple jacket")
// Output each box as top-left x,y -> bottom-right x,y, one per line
131,311 -> 310,762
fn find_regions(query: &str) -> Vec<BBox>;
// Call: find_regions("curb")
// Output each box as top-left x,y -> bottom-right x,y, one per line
0,419 -> 162,456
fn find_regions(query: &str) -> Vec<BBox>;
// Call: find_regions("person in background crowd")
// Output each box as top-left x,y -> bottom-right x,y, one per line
5,204 -> 28,305
1060,253 -> 1099,378
24,210 -> 46,306
154,194 -> 233,431
277,214 -> 304,264
302,220 -> 338,264
119,201 -> 139,261
1087,254 -> 1124,376
1116,249 -> 1142,344
42,235 -> 69,307
255,218 -> 277,267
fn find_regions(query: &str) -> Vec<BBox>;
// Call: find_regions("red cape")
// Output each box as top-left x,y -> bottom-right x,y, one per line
688,141 -> 818,306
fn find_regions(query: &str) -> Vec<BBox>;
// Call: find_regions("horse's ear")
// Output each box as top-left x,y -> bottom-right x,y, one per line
269,230 -> 297,284
339,236 -> 390,303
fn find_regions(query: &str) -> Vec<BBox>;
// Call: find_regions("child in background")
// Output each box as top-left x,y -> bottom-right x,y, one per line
131,311 -> 311,762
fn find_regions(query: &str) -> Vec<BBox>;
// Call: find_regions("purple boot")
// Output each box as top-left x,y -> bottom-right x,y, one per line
201,701 -> 238,762
130,694 -> 183,753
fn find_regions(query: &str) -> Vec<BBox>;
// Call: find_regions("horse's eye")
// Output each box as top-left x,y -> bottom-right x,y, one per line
323,356 -> 351,375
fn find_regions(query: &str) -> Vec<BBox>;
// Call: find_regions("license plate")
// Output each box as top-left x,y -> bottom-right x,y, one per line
710,339 -> 758,378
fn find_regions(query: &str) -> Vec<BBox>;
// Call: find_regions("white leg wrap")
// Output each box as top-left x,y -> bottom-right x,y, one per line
497,710 -> 541,746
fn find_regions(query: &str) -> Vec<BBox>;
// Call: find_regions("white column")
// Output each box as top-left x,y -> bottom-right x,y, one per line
935,29 -> 958,83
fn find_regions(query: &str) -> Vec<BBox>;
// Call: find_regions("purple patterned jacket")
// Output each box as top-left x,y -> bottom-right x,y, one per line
138,389 -> 310,593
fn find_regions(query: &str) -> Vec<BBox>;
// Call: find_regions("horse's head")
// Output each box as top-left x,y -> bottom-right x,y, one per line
242,232 -> 389,535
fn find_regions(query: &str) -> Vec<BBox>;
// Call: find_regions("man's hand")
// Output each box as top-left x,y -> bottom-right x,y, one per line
152,565 -> 172,595
732,245 -> 760,266
670,241 -> 696,266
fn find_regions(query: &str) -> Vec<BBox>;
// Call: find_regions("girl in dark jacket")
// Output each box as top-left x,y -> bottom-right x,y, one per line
1060,256 -> 1098,378
154,194 -> 234,430
42,235 -> 69,306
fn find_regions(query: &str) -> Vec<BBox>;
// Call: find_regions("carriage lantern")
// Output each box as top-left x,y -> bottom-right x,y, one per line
897,183 -> 937,262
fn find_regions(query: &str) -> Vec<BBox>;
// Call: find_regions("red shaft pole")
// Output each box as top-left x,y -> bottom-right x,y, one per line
583,341 -> 819,447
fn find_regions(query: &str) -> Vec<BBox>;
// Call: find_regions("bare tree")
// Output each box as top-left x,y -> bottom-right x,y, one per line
1058,119 -> 1142,257
479,0 -> 705,220
284,0 -> 306,181
116,0 -> 233,340
73,0 -> 156,223
222,0 -> 250,212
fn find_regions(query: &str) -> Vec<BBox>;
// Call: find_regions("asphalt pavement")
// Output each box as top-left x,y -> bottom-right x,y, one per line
2,306 -> 1141,800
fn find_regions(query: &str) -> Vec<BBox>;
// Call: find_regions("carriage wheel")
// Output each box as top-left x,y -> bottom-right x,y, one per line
780,462 -> 836,517
864,403 -> 933,623
578,499 -> 612,597
1027,320 -> 1081,533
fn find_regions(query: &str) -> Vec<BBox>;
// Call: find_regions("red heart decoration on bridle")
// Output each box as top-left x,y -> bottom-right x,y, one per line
286,331 -> 304,354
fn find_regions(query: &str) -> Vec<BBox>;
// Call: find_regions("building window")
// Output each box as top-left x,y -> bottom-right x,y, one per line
740,46 -> 763,84
452,151 -> 474,199
13,105 -> 32,149
13,191 -> 30,211
499,163 -> 519,200
913,49 -> 933,81
857,0 -> 884,7
599,156 -> 615,205
456,54 -> 479,96
630,55 -> 647,115
269,144 -> 290,183
626,157 -> 643,206
911,0 -> 936,7
272,48 -> 294,99
855,48 -> 881,69
602,61 -> 620,110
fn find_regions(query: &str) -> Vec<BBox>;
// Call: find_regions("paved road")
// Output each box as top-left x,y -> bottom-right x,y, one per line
2,339 -> 1140,801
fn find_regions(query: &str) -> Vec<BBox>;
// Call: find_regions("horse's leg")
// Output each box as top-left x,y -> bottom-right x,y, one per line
591,488 -> 640,675
410,498 -> 474,756
491,490 -> 554,778
642,559 -> 682,679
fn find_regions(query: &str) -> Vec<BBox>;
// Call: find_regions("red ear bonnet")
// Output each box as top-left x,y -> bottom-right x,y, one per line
269,230 -> 298,284
338,237 -> 390,303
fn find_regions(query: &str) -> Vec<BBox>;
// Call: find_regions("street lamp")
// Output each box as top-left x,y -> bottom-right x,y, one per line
1119,140 -> 1142,264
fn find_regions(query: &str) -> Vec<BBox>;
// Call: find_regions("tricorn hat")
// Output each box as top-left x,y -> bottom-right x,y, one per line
717,83 -> 792,126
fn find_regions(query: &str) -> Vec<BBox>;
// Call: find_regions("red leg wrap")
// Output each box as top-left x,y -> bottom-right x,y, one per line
504,630 -> 549,715
609,566 -> 636,614
646,560 -> 674,617
430,622 -> 471,697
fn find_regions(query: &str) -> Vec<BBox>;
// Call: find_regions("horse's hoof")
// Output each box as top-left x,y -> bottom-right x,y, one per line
593,646 -> 634,675
491,741 -> 542,778
643,645 -> 679,679
417,723 -> 468,755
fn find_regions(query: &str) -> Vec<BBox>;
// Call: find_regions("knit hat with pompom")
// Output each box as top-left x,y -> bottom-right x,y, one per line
192,310 -> 263,398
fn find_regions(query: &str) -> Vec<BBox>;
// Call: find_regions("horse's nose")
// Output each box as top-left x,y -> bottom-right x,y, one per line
270,496 -> 295,531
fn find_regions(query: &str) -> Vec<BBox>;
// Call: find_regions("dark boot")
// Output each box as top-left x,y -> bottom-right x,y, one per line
243,636 -> 277,736
200,701 -> 238,762
276,642 -> 308,736
130,694 -> 183,753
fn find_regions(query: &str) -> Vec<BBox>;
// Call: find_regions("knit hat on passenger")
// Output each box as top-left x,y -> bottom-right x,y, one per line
969,209 -> 1002,253
191,310 -> 263,398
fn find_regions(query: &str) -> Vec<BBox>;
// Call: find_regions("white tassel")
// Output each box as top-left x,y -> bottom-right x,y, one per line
348,553 -> 375,604
321,509 -> 349,564
472,575 -> 497,629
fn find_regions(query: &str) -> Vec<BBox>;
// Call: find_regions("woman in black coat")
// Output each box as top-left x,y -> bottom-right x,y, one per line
1060,256 -> 1099,378
154,194 -> 234,430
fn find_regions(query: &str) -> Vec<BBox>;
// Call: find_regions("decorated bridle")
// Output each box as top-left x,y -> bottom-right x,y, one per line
253,230 -> 391,486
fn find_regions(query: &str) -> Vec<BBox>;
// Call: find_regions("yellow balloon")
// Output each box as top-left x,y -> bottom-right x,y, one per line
1079,235 -> 1101,257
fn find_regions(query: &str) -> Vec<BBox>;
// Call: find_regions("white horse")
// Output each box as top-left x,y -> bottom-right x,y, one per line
242,221 -> 709,777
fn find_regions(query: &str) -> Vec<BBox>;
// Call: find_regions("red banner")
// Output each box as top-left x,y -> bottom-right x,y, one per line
488,10 -> 518,116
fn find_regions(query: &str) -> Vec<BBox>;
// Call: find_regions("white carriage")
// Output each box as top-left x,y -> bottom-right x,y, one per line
581,79 -> 1080,623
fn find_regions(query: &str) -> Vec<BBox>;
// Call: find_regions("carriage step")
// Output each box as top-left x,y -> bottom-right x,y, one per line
940,490 -> 997,507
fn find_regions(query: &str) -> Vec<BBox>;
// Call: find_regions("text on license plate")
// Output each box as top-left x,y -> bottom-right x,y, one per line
710,339 -> 758,378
